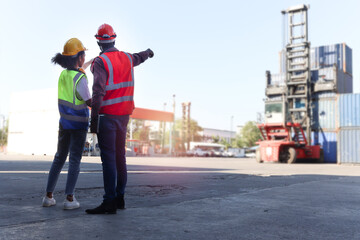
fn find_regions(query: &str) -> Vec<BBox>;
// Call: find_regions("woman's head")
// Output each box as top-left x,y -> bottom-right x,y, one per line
51,38 -> 87,69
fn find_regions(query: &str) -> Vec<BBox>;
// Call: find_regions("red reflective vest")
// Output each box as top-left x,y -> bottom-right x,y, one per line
98,51 -> 135,115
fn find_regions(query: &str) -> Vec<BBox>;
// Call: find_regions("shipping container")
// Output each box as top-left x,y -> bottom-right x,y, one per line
312,131 -> 337,163
338,93 -> 360,127
311,97 -> 337,131
267,68 -> 352,95
337,128 -> 360,164
312,67 -> 353,93
311,43 -> 353,75
280,43 -> 353,75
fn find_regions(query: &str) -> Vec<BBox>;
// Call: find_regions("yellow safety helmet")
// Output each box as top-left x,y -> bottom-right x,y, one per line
62,38 -> 87,56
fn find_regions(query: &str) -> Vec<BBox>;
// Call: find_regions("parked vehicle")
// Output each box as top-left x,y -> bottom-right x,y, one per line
187,142 -> 226,157
211,149 -> 225,157
225,148 -> 246,158
187,148 -> 211,157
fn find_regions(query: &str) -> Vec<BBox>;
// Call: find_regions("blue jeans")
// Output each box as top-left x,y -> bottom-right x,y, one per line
46,124 -> 87,195
97,115 -> 129,201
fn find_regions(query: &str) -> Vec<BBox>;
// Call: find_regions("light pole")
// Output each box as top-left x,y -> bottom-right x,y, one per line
169,94 -> 175,156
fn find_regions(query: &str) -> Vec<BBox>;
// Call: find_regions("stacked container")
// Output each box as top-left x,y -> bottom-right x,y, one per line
265,43 -> 354,163
273,43 -> 353,94
311,92 -> 338,163
337,94 -> 360,164
310,43 -> 353,75
280,43 -> 353,75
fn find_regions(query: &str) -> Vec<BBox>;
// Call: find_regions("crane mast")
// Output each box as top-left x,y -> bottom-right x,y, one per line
282,4 -> 312,144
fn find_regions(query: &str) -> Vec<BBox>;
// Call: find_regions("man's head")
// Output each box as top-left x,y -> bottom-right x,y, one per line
95,23 -> 116,51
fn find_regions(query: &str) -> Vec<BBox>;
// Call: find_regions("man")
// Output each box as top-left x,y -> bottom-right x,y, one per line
86,23 -> 154,214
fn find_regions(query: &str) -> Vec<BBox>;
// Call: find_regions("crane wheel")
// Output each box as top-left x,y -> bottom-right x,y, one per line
318,149 -> 324,163
287,147 -> 297,164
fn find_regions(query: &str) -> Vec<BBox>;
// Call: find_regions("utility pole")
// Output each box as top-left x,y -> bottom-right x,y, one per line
230,116 -> 234,145
162,102 -> 167,153
169,94 -> 175,155
182,102 -> 191,151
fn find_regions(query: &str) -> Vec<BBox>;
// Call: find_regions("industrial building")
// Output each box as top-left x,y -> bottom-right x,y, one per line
200,128 -> 236,144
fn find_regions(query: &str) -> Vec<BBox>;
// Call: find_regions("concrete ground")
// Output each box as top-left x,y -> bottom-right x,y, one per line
1,155 -> 360,240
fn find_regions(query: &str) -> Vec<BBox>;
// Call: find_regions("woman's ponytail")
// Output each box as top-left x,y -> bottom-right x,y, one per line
51,51 -> 84,69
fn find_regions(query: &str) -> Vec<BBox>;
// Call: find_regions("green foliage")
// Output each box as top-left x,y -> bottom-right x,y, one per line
0,119 -> 8,146
212,136 -> 220,143
240,121 -> 261,147
127,119 -> 144,140
220,138 -> 231,149
234,137 -> 245,148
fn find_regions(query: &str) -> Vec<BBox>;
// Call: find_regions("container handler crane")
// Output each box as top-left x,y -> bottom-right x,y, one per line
256,4 -> 324,164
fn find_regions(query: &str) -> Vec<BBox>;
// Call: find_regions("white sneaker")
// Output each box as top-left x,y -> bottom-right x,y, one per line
63,196 -> 80,210
42,196 -> 56,207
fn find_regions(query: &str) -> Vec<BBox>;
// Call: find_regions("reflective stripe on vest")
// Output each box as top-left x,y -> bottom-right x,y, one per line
72,72 -> 88,108
100,52 -> 134,108
59,112 -> 88,122
100,53 -> 134,91
101,95 -> 134,106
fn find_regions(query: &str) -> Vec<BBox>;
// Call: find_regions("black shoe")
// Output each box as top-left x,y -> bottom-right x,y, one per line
85,201 -> 117,214
116,195 -> 125,209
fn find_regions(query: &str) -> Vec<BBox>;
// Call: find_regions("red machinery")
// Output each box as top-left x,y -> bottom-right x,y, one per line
256,122 -> 323,163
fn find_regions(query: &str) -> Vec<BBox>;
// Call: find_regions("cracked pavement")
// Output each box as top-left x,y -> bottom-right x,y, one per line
1,155 -> 360,240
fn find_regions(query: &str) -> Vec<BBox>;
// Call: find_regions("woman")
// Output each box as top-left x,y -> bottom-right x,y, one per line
42,38 -> 92,210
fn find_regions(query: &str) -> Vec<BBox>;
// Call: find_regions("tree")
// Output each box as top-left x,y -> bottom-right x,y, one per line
127,119 -> 145,140
220,138 -> 231,149
0,119 -> 8,146
212,136 -> 220,143
234,137 -> 245,148
240,121 -> 262,147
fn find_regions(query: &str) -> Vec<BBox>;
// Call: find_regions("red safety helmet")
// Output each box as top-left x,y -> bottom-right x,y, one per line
95,24 -> 117,43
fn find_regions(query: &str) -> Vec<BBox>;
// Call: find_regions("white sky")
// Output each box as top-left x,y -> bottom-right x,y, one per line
1,0 -> 359,130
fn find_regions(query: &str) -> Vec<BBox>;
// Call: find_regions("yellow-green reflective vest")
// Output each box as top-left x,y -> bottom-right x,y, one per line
58,70 -> 89,130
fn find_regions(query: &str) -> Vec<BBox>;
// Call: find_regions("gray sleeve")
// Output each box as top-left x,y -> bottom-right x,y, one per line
75,77 -> 91,101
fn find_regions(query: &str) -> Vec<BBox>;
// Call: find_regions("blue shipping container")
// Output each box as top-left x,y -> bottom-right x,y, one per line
312,97 -> 337,131
338,93 -> 360,127
269,68 -> 353,94
338,128 -> 360,164
312,131 -> 337,163
281,43 -> 353,75
311,43 -> 353,75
